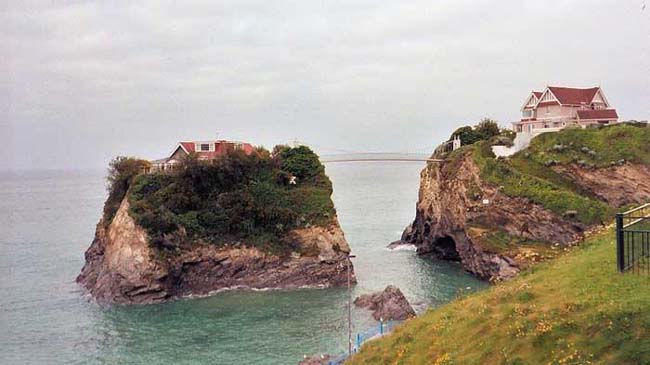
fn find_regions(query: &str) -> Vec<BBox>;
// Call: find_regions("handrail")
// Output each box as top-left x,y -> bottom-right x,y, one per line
622,202 -> 650,216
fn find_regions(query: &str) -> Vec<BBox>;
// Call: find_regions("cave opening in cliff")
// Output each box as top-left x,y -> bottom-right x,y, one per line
433,235 -> 460,261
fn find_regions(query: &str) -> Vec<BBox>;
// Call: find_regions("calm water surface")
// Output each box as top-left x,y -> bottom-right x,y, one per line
0,164 -> 485,364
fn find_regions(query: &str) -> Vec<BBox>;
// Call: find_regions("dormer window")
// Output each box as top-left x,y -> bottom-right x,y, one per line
195,142 -> 215,152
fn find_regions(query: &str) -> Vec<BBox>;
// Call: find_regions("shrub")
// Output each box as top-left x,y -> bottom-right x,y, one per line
122,145 -> 335,254
103,156 -> 150,224
449,118 -> 505,146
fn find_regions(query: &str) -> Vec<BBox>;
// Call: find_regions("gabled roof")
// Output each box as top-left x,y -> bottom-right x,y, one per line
179,142 -> 195,153
576,109 -> 618,120
547,86 -> 600,106
521,91 -> 544,110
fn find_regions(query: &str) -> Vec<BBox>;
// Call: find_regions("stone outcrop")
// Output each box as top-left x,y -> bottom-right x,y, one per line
552,163 -> 650,207
77,198 -> 355,305
402,152 -> 584,281
402,149 -> 650,281
298,354 -> 331,365
354,285 -> 415,321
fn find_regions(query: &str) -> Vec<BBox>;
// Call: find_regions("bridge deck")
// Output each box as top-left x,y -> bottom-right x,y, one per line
321,158 -> 444,163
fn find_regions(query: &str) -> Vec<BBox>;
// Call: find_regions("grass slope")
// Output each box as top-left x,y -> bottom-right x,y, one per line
472,141 -> 610,226
348,228 -> 650,365
522,123 -> 650,168
465,124 -> 650,227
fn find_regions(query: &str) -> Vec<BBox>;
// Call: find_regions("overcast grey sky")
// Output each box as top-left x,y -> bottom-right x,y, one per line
2,0 -> 649,170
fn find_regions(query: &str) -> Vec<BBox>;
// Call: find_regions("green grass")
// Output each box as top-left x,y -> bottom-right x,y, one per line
521,124 -> 650,168
471,141 -> 611,225
348,228 -> 650,365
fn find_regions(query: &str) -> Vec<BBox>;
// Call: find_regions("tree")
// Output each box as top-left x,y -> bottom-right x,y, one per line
449,118 -> 502,146
450,126 -> 481,146
104,156 -> 150,222
475,118 -> 500,140
278,146 -> 323,181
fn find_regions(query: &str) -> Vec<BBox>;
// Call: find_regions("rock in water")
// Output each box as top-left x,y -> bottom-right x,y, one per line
299,354 -> 331,365
354,285 -> 415,321
77,197 -> 356,305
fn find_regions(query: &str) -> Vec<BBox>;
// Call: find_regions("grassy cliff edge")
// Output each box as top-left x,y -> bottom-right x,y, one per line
349,227 -> 650,364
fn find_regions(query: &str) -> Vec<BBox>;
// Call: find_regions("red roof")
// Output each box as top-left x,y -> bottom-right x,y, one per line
548,86 -> 600,105
532,91 -> 543,98
180,142 -> 195,152
576,109 -> 618,120
176,140 -> 255,160
537,101 -> 560,107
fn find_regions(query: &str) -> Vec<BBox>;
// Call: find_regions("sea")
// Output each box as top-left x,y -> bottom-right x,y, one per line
0,162 -> 486,364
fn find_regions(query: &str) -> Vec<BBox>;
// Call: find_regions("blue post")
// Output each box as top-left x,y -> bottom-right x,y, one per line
380,320 -> 384,335
356,333 -> 361,351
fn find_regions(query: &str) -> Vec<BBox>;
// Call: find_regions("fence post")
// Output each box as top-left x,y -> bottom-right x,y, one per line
380,320 -> 384,335
356,333 -> 361,351
616,213 -> 625,272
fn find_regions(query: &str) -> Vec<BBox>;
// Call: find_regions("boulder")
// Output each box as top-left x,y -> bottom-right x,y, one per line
354,285 -> 415,321
299,354 -> 330,365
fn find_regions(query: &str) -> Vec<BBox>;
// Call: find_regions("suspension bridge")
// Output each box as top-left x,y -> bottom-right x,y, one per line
320,153 -> 444,164
291,140 -> 448,164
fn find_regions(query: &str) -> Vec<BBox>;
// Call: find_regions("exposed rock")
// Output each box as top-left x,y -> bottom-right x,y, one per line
354,285 -> 415,321
402,148 -> 650,281
77,198 -> 356,305
386,239 -> 408,250
299,354 -> 331,365
552,163 -> 650,207
402,152 -> 583,280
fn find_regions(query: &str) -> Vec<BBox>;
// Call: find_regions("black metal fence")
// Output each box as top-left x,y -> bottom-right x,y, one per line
616,202 -> 650,274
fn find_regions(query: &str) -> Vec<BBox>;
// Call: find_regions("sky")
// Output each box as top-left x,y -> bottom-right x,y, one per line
2,0 -> 649,170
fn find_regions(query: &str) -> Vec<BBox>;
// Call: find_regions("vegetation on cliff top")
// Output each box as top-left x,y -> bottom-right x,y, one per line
469,123 -> 650,226
104,146 -> 336,254
348,228 -> 650,365
521,123 -> 650,168
471,140 -> 610,226
448,118 -> 513,147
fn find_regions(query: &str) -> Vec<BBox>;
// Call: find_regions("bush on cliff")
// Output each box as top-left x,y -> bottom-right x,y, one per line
348,228 -> 650,365
103,156 -> 151,224
449,118 -> 504,146
120,146 -> 335,253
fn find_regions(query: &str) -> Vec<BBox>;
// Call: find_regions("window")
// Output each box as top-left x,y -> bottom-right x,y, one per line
522,110 -> 532,118
234,143 -> 243,150
200,143 -> 210,151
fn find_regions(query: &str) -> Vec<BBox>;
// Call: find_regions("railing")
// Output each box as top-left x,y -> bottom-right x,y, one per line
326,320 -> 401,365
616,202 -> 650,274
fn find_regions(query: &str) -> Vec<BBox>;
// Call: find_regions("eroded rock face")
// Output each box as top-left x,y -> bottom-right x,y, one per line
402,152 -> 584,281
77,198 -> 356,305
403,151 -> 650,281
553,163 -> 650,207
354,285 -> 415,321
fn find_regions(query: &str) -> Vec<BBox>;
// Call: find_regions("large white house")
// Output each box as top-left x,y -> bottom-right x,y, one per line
514,85 -> 618,133
493,85 -> 619,157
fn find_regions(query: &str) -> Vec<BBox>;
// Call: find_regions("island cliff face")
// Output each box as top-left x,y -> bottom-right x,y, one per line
77,198 -> 354,305
401,148 -> 650,281
78,146 -> 356,305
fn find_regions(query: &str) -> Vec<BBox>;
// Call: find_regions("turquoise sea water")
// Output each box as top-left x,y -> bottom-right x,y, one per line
0,163 -> 486,364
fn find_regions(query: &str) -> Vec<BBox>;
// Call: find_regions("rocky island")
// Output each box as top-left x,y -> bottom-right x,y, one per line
77,145 -> 355,305
400,122 -> 650,280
